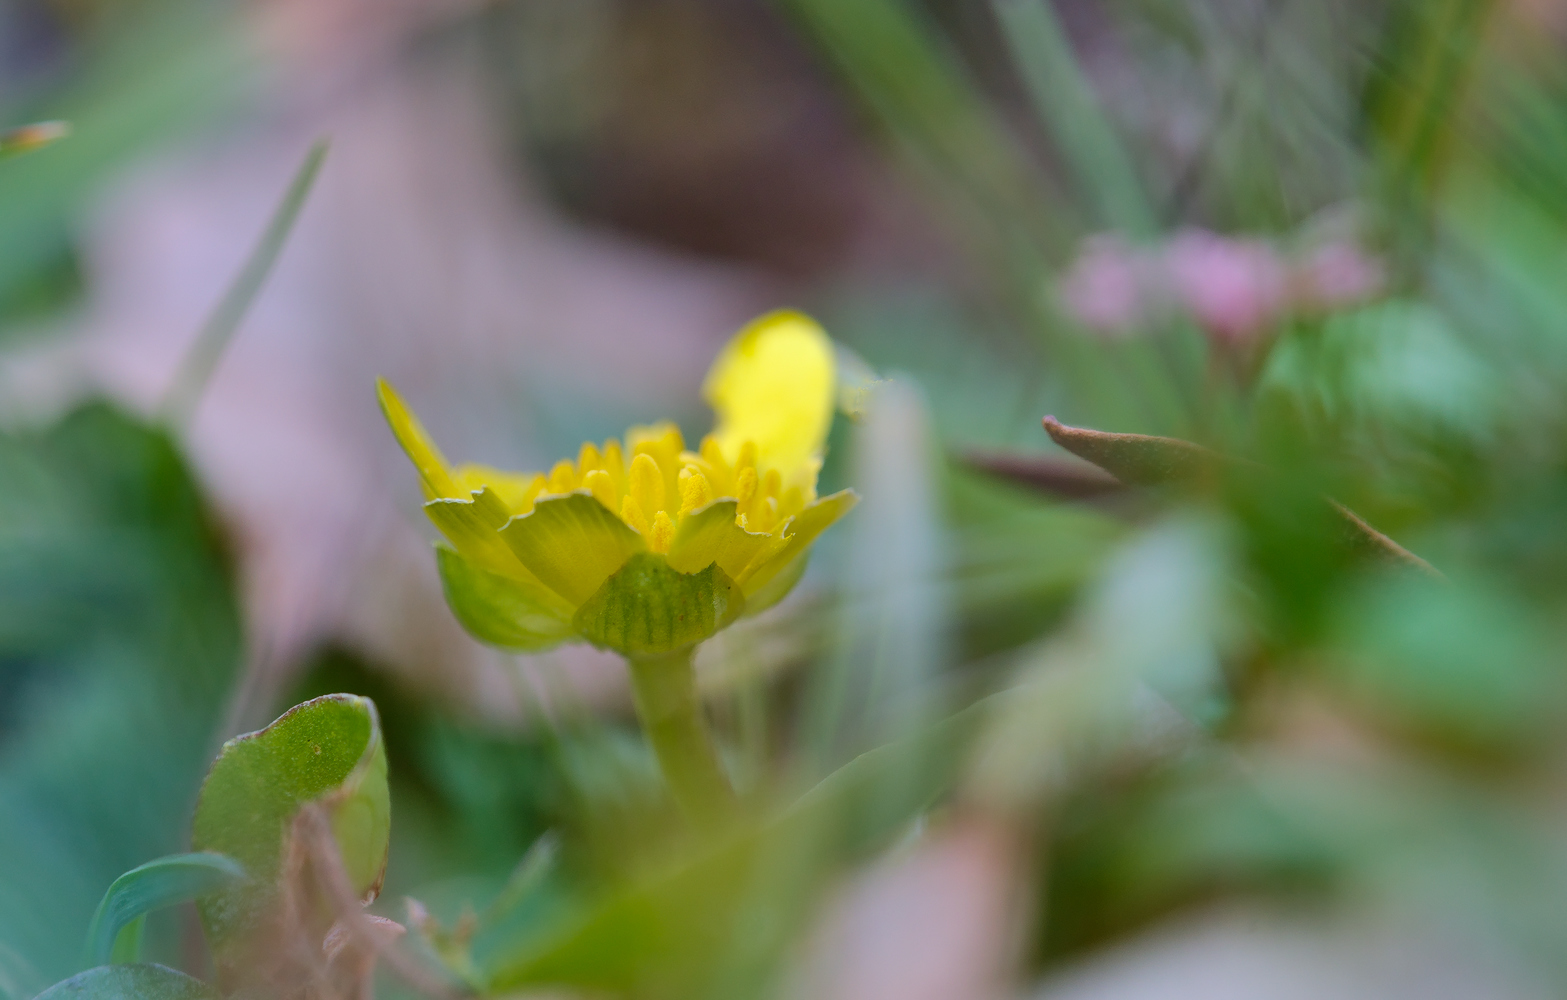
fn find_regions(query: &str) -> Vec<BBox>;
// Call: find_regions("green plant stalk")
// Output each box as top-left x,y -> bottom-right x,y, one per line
626,647 -> 733,825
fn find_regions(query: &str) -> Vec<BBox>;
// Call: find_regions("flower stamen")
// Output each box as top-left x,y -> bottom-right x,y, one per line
650,511 -> 675,553
678,465 -> 713,514
630,453 -> 665,519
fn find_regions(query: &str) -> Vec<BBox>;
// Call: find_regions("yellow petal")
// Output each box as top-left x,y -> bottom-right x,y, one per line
377,378 -> 460,499
702,311 -> 835,493
548,459 -> 578,494
602,439 -> 628,496
453,465 -> 545,513
667,499 -> 774,578
583,469 -> 618,511
500,493 -> 647,608
736,489 -> 858,596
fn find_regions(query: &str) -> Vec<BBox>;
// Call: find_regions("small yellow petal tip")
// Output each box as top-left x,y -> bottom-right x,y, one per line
583,469 -> 617,511
377,378 -> 459,499
548,459 -> 577,494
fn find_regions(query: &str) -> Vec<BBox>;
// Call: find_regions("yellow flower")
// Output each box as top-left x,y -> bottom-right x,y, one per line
379,311 -> 858,656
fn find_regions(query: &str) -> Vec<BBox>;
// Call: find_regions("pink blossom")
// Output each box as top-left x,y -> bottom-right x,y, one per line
1292,240 -> 1386,311
1057,234 -> 1155,336
1059,226 -> 1385,345
1163,227 -> 1290,344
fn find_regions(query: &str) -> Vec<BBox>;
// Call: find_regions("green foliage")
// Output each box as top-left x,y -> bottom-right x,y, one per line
191,694 -> 389,958
33,965 -> 218,1000
83,853 -> 243,968
0,404 -> 242,990
484,704 -> 973,999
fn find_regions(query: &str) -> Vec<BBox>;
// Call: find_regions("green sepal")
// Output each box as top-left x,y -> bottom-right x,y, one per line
83,852 -> 244,967
573,553 -> 744,656
190,694 -> 390,962
435,543 -> 574,651
740,552 -> 809,618
35,965 -> 219,1000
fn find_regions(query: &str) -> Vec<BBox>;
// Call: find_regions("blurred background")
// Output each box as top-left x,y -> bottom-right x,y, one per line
8,0 -> 1567,997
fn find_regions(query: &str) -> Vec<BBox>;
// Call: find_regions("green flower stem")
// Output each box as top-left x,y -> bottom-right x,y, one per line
626,647 -> 734,824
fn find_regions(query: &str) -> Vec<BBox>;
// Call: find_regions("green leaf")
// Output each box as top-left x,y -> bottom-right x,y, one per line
34,965 -> 218,1000
1041,415 -> 1221,487
435,544 -> 574,651
572,554 -> 743,656
83,853 -> 244,967
1039,416 -> 1436,575
0,404 -> 243,988
190,694 -> 389,959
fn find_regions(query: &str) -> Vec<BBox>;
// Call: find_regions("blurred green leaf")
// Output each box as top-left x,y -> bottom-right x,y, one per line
1328,571 -> 1559,754
0,403 -> 241,988
1258,301 -> 1501,450
190,694 -> 389,959
83,853 -> 243,968
34,964 -> 218,1000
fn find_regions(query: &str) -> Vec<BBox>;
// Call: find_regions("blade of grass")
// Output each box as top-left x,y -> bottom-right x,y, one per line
779,0 -> 1064,266
990,0 -> 1156,237
990,0 -> 1153,236
160,140 -> 328,427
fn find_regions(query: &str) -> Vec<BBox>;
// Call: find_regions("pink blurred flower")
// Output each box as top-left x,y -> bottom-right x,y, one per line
1060,224 -> 1386,346
1163,228 -> 1290,344
1292,240 -> 1386,311
1057,235 -> 1156,336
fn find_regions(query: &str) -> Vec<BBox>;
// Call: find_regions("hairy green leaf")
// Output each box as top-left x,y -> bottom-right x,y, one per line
191,695 -> 389,959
